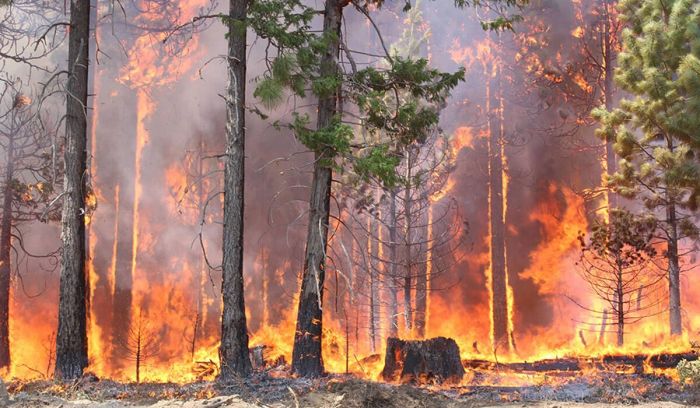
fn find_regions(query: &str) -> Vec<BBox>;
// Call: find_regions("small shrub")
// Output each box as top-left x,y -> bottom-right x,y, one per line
677,359 -> 700,387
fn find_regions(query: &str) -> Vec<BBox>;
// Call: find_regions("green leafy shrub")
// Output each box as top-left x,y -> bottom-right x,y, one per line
677,359 -> 700,387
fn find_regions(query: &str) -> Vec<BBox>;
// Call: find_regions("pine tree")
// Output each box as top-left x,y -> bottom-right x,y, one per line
592,0 -> 700,337
248,0 -> 464,376
55,0 -> 91,380
576,209 -> 659,346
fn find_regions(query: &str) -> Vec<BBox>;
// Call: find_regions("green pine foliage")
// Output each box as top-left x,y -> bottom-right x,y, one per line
593,0 -> 700,218
242,0 -> 464,189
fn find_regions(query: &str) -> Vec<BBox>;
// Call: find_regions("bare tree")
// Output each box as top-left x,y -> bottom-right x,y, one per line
576,209 -> 662,346
0,83 -> 61,371
118,310 -> 159,383
0,0 -> 64,82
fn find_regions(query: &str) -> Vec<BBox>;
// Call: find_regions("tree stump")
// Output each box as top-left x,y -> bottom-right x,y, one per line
381,337 -> 464,384
250,345 -> 266,370
0,376 -> 8,406
249,345 -> 286,370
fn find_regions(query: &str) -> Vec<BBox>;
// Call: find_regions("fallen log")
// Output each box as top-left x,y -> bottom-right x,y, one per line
508,358 -> 581,372
463,358 -> 580,372
462,352 -> 697,374
599,352 -> 698,370
381,337 -> 465,384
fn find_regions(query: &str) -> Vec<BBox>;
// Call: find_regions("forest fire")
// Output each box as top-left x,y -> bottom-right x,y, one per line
2,0 -> 700,406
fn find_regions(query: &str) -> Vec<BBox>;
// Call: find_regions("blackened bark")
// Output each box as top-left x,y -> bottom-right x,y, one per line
0,111 -> 15,370
291,0 -> 343,378
381,337 -> 464,384
218,0 -> 252,379
489,57 -> 509,353
55,0 -> 90,380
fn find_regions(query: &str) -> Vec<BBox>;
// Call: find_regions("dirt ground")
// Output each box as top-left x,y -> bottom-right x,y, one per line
4,377 -> 699,408
4,394 -> 696,408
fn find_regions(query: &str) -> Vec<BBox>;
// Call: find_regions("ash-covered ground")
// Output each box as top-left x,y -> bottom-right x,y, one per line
4,370 -> 699,407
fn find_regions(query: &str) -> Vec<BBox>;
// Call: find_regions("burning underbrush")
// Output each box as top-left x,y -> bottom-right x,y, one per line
4,346 -> 700,407
2,372 -> 696,407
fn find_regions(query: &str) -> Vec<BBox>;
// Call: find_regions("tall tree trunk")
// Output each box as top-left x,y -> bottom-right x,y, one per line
55,0 -> 91,380
414,201 -> 428,338
602,0 -> 617,211
489,56 -> 509,354
369,217 -> 380,353
291,0 -> 343,377
218,0 -> 252,379
0,110 -> 15,370
111,183 -> 133,368
667,200 -> 682,336
196,132 -> 207,339
388,191 -> 399,338
666,135 -> 682,336
403,149 -> 414,332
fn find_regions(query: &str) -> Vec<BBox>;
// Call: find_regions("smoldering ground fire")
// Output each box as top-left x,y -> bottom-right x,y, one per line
2,0 -> 700,388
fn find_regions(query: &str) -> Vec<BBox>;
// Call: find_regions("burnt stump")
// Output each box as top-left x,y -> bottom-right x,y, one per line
0,376 -> 7,406
381,337 -> 465,384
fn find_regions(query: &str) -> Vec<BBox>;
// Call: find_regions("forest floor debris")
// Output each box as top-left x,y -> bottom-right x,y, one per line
4,369 -> 700,407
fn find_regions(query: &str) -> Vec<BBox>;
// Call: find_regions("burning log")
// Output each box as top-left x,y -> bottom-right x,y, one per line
193,360 -> 218,379
600,352 -> 698,370
381,337 -> 465,384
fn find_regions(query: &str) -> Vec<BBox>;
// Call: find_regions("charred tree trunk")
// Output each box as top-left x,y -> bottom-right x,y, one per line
388,190 -> 399,338
488,57 -> 509,354
291,0 -> 343,377
0,110 -> 15,370
218,0 -> 252,380
55,0 -> 91,380
381,337 -> 464,384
